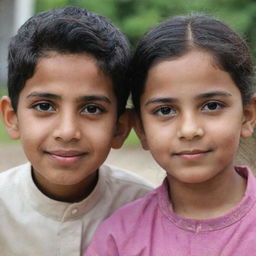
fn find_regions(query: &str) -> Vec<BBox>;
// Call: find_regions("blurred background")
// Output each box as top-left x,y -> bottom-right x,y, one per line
0,0 -> 255,184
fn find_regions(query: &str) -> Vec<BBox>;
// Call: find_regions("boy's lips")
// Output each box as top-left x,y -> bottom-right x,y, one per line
45,150 -> 88,164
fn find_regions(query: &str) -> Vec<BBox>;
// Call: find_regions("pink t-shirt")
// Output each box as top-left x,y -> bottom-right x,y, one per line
85,166 -> 256,256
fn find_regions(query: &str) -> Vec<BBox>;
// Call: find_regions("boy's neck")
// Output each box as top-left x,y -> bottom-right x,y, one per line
167,167 -> 247,219
32,169 -> 99,203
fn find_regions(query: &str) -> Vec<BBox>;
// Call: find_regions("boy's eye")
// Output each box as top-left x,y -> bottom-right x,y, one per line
154,106 -> 177,117
202,101 -> 225,112
33,102 -> 55,112
82,104 -> 104,115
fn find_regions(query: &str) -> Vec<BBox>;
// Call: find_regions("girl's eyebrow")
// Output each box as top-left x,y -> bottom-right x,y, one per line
196,91 -> 232,99
145,91 -> 233,106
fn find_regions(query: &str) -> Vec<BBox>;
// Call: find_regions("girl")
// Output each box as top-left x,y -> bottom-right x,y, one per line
85,14 -> 256,255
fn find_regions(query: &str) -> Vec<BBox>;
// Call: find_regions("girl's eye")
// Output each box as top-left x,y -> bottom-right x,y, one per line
32,102 -> 55,112
154,106 -> 177,117
202,101 -> 225,112
82,105 -> 104,115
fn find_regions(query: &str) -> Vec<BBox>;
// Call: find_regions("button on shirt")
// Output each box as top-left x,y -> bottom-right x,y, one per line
0,163 -> 153,256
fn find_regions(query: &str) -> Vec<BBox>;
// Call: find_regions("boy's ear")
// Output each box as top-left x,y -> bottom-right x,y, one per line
111,110 -> 133,149
0,96 -> 20,139
133,112 -> 149,150
241,94 -> 256,139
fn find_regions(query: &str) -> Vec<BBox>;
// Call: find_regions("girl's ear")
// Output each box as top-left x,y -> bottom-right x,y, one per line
133,112 -> 149,150
0,96 -> 20,139
111,110 -> 132,149
241,94 -> 256,139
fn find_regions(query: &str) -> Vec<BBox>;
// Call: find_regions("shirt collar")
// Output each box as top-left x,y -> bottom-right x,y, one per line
23,163 -> 105,221
157,166 -> 256,232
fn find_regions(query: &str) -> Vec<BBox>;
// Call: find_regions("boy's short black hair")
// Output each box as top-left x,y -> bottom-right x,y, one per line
130,13 -> 255,113
8,6 -> 130,116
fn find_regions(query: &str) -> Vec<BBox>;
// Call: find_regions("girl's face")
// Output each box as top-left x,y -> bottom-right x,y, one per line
136,50 -> 255,185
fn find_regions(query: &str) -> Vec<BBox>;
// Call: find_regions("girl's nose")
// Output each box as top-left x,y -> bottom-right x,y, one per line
177,114 -> 204,140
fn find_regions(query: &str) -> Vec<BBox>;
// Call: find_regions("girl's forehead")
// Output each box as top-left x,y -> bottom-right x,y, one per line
142,50 -> 241,101
149,50 -> 217,72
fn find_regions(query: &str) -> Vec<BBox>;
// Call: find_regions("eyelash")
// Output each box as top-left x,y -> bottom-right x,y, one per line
31,102 -> 106,115
153,106 -> 177,117
81,104 -> 105,115
152,101 -> 226,117
31,102 -> 55,112
201,101 -> 226,112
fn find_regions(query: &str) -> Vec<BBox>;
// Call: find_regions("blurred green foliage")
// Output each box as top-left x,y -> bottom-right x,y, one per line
0,88 -> 12,142
35,0 -> 256,58
0,121 -> 12,143
124,129 -> 140,147
0,87 -> 7,97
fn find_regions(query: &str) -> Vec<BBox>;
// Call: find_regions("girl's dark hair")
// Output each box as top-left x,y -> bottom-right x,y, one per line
130,13 -> 255,112
8,6 -> 130,116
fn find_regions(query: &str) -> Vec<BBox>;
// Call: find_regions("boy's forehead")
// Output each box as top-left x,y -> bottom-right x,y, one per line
20,53 -> 115,101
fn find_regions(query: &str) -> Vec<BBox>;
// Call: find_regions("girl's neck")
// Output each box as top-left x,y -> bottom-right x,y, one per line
167,167 -> 247,219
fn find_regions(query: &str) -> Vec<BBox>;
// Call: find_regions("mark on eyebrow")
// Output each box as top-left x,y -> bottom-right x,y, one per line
26,92 -> 60,100
145,97 -> 177,106
77,95 -> 111,104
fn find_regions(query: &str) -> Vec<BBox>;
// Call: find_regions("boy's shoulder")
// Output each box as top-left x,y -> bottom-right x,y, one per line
97,164 -> 155,205
0,163 -> 31,213
99,164 -> 155,189
0,162 -> 30,186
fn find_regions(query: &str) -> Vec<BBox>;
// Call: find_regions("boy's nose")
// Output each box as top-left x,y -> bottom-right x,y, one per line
177,114 -> 204,140
53,113 -> 81,142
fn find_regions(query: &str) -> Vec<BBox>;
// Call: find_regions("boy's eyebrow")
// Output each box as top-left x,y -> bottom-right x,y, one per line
26,93 -> 111,103
77,95 -> 111,104
26,92 -> 60,100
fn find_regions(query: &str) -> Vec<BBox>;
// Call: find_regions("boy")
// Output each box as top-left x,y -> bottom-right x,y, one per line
0,6 -> 153,255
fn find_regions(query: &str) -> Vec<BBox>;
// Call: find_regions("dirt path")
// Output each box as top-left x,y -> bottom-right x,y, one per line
0,138 -> 255,185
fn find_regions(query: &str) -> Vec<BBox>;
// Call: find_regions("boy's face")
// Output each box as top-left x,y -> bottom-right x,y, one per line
1,53 -> 129,198
136,50 -> 256,185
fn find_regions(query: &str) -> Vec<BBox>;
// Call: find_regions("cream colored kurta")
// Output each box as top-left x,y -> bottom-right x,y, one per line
0,163 -> 153,256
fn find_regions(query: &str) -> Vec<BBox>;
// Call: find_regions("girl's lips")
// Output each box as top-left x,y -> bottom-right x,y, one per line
173,149 -> 212,160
